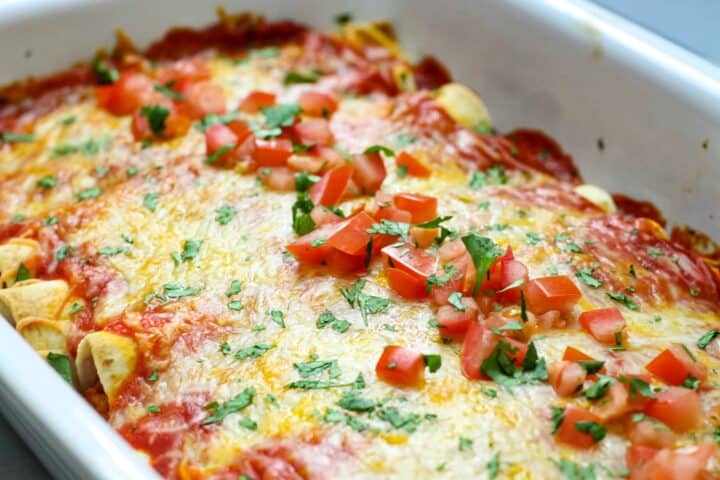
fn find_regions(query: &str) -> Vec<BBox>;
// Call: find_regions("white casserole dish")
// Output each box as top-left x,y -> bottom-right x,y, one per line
0,0 -> 719,478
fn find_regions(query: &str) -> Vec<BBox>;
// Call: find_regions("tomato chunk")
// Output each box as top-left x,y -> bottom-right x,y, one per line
562,346 -> 604,379
309,165 -> 353,206
396,151 -> 432,177
437,297 -> 478,339
460,321 -> 527,379
381,244 -> 437,284
95,71 -> 157,116
644,387 -> 701,433
386,267 -> 428,300
522,276 -> 581,314
548,360 -> 586,397
252,138 -> 293,167
629,444 -> 715,480
350,152 -> 386,195
298,91 -> 338,117
293,119 -> 334,145
555,406 -> 604,449
179,80 -> 226,119
376,346 -> 424,388
578,307 -> 627,346
393,193 -> 437,224
239,90 -> 276,113
285,223 -> 337,264
205,123 -> 238,164
627,417 -> 676,449
482,255 -> 529,304
646,345 -> 707,386
325,212 -> 374,256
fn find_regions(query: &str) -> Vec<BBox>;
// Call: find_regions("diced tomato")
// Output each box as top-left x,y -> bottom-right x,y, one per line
548,360 -> 586,397
227,120 -> 252,141
205,123 -> 238,164
522,276 -> 582,314
644,387 -> 701,433
555,406 -> 604,449
375,206 -> 412,223
376,346 -> 425,388
298,91 -> 338,117
381,244 -> 437,284
178,80 -> 226,119
260,167 -> 296,191
324,249 -> 366,275
285,223 -> 336,264
578,307 -> 627,346
410,226 -> 438,249
627,445 -> 659,471
438,239 -> 467,263
95,71 -> 158,116
325,212 -> 374,256
591,381 -> 630,421
646,345 -> 707,386
309,206 -> 342,226
288,154 -> 325,173
629,444 -> 716,480
482,256 -> 529,304
309,165 -> 353,206
315,146 -> 344,171
156,58 -> 210,84
460,321 -> 527,379
293,119 -> 334,145
239,90 -> 276,113
461,322 -> 498,379
396,151 -> 432,177
562,346 -> 604,379
393,193 -> 437,224
437,297 -> 478,339
252,138 -> 293,167
350,152 -> 386,195
386,267 -> 428,300
627,417 -> 676,449
562,346 -> 594,363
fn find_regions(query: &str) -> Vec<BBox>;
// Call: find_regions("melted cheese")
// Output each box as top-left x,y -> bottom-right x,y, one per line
1,27 -> 719,480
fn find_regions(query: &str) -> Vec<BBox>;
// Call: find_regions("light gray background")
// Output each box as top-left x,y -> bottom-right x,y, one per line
1,1 -> 719,478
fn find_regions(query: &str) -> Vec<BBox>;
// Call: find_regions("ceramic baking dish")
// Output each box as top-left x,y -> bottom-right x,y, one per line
1,0 -> 719,478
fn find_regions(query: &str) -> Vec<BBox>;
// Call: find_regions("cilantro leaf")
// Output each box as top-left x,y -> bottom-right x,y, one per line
46,352 -> 73,385
215,204 -> 236,225
607,292 -> 639,311
461,234 -> 502,295
235,344 -> 274,360
698,330 -> 719,349
575,268 -> 602,288
202,388 -> 255,424
364,145 -> 395,157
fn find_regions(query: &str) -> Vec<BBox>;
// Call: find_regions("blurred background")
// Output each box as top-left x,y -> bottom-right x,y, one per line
1,0 -> 719,478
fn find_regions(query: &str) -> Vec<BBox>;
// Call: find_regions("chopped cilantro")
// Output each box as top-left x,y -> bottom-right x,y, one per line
578,360 -> 605,374
575,268 -> 602,288
161,283 -> 201,299
295,171 -> 319,192
490,320 -> 523,335
195,112 -> 239,132
146,370 -> 158,382
146,405 -> 160,414
98,246 -> 127,256
447,292 -> 465,311
227,300 -> 244,311
526,232 -> 542,245
91,57 -> 119,84
364,145 -> 395,157
140,105 -> 169,136
2,132 -> 36,143
294,358 -> 341,379
46,352 -> 73,385
14,263 -> 31,282
283,70 -> 321,85
205,144 -> 235,164
202,388 -> 255,425
215,204 -> 237,225
481,341 -> 547,389
698,330 -> 719,349
461,233 -> 502,295
551,406 -> 565,434
584,375 -> 613,400
269,310 -> 285,328
44,216 -> 58,226
286,380 -> 352,389
180,239 -> 202,261
36,175 -> 56,189
574,420 -> 606,443
154,83 -> 185,100
415,216 -> 453,229
235,344 -> 274,360
53,136 -> 110,157
424,354 -> 442,373
426,264 -> 458,293
607,292 -> 639,311
238,417 -> 258,430
556,459 -> 596,480
337,391 -> 376,412
458,436 -> 473,452
260,103 -> 303,130
618,376 -> 655,398
76,187 -> 102,201
291,192 -> 315,235
142,193 -> 159,212
366,219 -> 410,241
487,452 -> 500,479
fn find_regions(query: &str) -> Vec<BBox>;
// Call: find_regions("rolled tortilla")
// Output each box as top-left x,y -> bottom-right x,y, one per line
16,317 -> 70,353
0,238 -> 39,288
75,331 -> 137,404
0,279 -> 69,325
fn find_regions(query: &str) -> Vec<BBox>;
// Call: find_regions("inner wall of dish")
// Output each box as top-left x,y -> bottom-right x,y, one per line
0,0 -> 718,236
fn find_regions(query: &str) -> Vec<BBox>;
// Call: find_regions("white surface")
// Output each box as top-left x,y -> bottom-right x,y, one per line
0,0 -> 719,479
